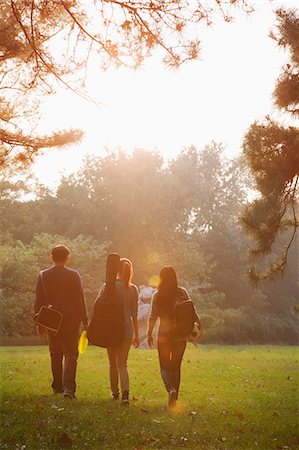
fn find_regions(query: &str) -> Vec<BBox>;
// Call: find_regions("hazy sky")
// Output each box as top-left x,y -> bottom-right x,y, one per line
33,0 -> 297,188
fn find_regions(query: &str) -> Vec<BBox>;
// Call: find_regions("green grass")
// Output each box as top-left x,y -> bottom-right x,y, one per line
0,345 -> 298,450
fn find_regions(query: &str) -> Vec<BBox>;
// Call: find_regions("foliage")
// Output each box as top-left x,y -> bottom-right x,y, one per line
198,288 -> 299,345
0,0 -> 254,169
0,233 -> 108,337
1,145 -> 298,343
0,345 -> 298,449
241,8 -> 299,279
0,1 -> 83,169
272,8 -> 299,115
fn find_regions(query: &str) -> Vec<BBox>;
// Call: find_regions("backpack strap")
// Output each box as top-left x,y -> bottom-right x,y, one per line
176,287 -> 189,302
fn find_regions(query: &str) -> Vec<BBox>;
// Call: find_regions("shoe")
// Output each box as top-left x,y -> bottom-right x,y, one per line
111,392 -> 119,400
63,390 -> 76,400
122,390 -> 129,405
168,389 -> 177,408
53,388 -> 63,394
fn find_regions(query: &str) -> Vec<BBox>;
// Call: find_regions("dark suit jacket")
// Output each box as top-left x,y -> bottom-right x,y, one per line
35,266 -> 88,332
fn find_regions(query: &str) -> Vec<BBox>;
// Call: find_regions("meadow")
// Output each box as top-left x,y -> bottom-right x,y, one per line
0,345 -> 298,450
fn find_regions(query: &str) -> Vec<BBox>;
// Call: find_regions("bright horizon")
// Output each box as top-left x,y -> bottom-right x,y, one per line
32,0 -> 296,189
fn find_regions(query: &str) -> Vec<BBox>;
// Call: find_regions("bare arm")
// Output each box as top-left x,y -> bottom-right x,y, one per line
131,286 -> 139,348
147,316 -> 157,333
147,293 -> 158,348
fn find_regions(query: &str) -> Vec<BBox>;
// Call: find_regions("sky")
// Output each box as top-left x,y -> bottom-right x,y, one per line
32,0 -> 297,189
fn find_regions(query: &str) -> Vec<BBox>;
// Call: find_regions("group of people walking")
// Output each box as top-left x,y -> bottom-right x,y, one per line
35,245 -> 200,408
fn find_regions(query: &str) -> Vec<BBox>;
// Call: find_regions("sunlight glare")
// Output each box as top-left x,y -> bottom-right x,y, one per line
32,0 -> 296,188
148,275 -> 160,288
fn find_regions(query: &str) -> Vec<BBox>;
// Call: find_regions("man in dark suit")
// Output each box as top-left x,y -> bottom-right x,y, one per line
35,245 -> 88,399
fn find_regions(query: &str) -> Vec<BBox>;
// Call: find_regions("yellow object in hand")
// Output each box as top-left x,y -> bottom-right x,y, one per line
78,330 -> 88,354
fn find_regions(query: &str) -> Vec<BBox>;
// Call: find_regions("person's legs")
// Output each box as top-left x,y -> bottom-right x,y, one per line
170,340 -> 187,397
107,347 -> 119,397
48,332 -> 63,393
62,329 -> 79,396
116,337 -> 131,396
157,341 -> 173,393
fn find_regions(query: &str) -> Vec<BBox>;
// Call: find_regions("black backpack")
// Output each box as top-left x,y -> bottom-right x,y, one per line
87,253 -> 125,348
173,296 -> 196,339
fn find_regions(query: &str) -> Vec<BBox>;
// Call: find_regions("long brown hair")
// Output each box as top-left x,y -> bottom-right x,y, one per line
118,258 -> 133,288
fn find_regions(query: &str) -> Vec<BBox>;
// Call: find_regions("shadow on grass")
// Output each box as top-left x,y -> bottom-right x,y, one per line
2,391 -> 299,449
1,392 -> 203,449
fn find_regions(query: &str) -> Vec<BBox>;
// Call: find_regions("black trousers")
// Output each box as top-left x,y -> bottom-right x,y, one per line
157,339 -> 186,395
48,328 -> 79,394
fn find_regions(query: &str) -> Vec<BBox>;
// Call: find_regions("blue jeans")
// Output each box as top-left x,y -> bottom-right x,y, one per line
157,340 -> 186,395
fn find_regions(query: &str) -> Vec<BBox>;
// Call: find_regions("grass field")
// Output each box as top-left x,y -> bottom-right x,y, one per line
0,345 -> 298,450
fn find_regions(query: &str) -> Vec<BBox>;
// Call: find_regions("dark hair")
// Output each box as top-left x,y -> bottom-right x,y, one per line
118,258 -> 133,288
157,266 -> 179,314
51,245 -> 70,263
159,266 -> 178,294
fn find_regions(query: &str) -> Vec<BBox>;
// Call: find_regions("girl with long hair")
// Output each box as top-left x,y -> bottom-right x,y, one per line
147,266 -> 200,408
106,257 -> 139,405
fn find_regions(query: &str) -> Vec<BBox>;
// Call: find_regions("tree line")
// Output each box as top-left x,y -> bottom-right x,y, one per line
1,2 -> 297,278
0,144 -> 297,344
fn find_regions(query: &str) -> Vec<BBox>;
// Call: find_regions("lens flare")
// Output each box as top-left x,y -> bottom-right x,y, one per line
169,401 -> 187,416
148,274 -> 160,287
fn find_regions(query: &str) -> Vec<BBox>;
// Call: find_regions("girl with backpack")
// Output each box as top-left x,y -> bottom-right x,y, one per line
147,266 -> 200,408
105,257 -> 139,405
